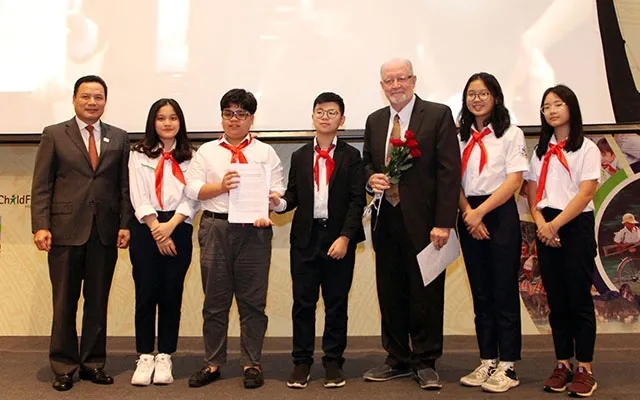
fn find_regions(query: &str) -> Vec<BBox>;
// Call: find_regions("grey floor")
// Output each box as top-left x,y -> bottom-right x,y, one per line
1,335 -> 638,399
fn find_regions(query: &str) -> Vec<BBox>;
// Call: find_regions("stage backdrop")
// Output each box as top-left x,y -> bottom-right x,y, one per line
1,135 -> 639,337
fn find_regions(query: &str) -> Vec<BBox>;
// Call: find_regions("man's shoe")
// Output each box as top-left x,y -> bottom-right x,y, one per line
188,366 -> 220,388
415,367 -> 443,390
567,367 -> 598,398
323,360 -> 346,388
286,364 -> 311,389
52,374 -> 73,391
460,360 -> 496,387
481,365 -> 519,393
543,363 -> 573,392
79,368 -> 114,385
243,366 -> 264,389
153,353 -> 174,385
363,364 -> 412,382
131,354 -> 155,386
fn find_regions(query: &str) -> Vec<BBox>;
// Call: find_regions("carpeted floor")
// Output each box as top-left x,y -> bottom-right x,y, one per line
1,335 -> 638,399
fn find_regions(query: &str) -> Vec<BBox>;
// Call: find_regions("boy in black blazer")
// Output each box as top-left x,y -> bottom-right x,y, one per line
271,92 -> 366,389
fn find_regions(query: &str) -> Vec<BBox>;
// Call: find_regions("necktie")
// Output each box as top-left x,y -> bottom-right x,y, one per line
385,114 -> 401,206
535,140 -> 571,206
602,163 -> 616,175
314,144 -> 336,190
461,126 -> 492,178
386,114 -> 401,164
155,151 -> 186,208
219,135 -> 252,163
86,125 -> 99,171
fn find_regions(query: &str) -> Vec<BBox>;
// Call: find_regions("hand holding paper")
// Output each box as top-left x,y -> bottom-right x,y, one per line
417,229 -> 460,287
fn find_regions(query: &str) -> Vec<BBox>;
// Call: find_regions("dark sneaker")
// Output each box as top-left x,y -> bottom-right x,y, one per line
287,364 -> 311,389
323,361 -> 345,388
243,366 -> 264,389
543,363 -> 573,392
188,366 -> 220,388
568,367 -> 598,397
414,367 -> 442,390
363,364 -> 412,382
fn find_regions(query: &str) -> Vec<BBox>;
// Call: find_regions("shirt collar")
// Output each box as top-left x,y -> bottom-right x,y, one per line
471,123 -> 494,135
313,135 -> 337,151
390,94 -> 417,124
220,133 -> 252,146
75,116 -> 100,134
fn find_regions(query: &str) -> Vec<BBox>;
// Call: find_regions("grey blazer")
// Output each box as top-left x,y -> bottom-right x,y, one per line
31,117 -> 133,246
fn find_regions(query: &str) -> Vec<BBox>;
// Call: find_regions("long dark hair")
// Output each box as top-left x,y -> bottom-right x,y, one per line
133,98 -> 193,163
535,85 -> 584,159
458,72 -> 511,142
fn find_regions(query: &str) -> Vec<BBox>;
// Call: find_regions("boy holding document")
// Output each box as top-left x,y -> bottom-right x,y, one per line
184,89 -> 285,389
270,92 -> 366,389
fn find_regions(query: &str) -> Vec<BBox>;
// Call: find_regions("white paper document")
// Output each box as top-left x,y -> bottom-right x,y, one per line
417,229 -> 461,287
228,163 -> 270,224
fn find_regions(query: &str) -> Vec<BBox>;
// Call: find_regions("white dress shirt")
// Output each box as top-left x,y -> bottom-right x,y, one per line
75,116 -> 101,154
525,136 -> 601,212
459,124 -> 529,196
129,145 -> 200,224
184,135 -> 286,213
385,94 -> 416,159
312,136 -> 337,219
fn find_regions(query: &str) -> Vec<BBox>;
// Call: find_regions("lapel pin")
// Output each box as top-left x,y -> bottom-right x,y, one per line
103,137 -> 110,143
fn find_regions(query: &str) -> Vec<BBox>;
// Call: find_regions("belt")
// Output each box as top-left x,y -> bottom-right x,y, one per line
314,218 -> 329,228
203,210 -> 228,220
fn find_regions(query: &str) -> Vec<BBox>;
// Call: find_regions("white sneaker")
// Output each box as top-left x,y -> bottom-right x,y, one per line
482,364 -> 520,393
131,354 -> 155,386
460,360 -> 496,387
153,353 -> 174,385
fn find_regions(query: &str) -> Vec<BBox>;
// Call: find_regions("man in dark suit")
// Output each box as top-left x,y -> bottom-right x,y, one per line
271,92 -> 365,389
362,59 -> 461,389
31,75 -> 132,391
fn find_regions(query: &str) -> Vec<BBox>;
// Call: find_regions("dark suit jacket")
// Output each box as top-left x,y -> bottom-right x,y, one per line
363,96 -> 461,252
279,139 -> 366,249
31,117 -> 133,246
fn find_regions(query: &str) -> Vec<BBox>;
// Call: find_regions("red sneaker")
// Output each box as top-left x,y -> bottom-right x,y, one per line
568,367 -> 597,397
543,363 -> 573,392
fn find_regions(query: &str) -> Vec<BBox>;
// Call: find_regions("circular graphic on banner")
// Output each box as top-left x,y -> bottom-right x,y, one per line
596,175 -> 640,294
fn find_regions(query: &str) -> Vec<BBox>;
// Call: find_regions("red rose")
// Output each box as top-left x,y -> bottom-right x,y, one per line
406,139 -> 419,149
390,138 -> 404,147
409,148 -> 422,158
405,130 -> 416,140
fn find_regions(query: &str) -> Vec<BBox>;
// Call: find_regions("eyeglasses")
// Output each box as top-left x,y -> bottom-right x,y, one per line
313,109 -> 340,119
540,102 -> 566,115
222,109 -> 251,120
381,75 -> 414,86
466,91 -> 491,101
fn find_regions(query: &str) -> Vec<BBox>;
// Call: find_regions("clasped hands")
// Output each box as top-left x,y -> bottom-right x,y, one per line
537,221 -> 561,248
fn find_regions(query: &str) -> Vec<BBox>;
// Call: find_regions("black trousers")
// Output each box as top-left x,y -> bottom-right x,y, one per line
536,208 -> 597,363
48,218 -> 118,376
290,221 -> 356,366
129,211 -> 193,354
458,196 -> 522,361
375,200 -> 445,370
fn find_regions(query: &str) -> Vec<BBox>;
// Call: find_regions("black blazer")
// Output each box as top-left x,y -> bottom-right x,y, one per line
279,139 -> 366,248
363,96 -> 461,252
31,117 -> 133,246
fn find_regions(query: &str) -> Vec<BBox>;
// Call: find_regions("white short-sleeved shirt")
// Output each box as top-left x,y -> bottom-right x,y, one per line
184,135 -> 286,213
459,124 -> 529,196
129,147 -> 200,224
614,226 -> 640,244
525,136 -> 601,212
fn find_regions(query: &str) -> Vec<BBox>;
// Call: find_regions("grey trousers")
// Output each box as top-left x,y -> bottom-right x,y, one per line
198,214 -> 273,366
